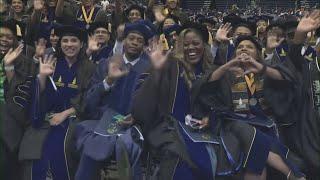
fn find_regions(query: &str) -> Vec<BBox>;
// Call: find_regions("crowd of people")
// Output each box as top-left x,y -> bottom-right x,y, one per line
0,0 -> 319,180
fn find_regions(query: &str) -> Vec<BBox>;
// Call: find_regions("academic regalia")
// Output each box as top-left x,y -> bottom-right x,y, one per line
74,53 -> 151,180
132,57 -> 305,179
273,43 -> 320,177
89,45 -> 113,64
75,6 -> 101,30
27,58 -> 81,180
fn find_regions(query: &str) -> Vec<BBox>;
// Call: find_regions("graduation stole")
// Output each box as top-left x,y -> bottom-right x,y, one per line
275,42 -> 288,62
81,5 -> 95,25
303,46 -> 317,62
244,73 -> 256,96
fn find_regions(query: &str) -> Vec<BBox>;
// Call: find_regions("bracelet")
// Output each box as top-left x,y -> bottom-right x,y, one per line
259,64 -> 267,75
4,65 -> 14,71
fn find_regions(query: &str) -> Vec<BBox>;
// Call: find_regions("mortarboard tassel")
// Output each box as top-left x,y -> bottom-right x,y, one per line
16,24 -> 22,37
256,26 -> 259,38
159,34 -> 169,51
108,23 -> 112,33
208,31 -> 213,45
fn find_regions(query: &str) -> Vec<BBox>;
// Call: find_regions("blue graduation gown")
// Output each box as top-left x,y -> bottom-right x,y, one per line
75,55 -> 151,180
30,58 -> 80,180
90,45 -> 113,64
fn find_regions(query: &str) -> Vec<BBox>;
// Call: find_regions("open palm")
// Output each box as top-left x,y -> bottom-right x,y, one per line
297,10 -> 320,33
3,44 -> 24,65
39,55 -> 56,77
215,23 -> 232,42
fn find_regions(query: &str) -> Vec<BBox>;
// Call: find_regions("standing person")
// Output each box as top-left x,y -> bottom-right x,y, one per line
55,0 -> 110,30
20,25 -> 94,180
0,20 -> 33,180
275,10 -> 320,179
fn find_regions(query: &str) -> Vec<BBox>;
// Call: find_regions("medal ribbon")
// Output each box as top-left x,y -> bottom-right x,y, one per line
245,73 -> 256,95
81,6 -> 94,24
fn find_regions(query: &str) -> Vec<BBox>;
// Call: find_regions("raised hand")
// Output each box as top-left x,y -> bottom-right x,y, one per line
3,44 -> 24,66
297,10 -> 320,33
34,39 -> 47,59
39,54 -> 56,77
105,55 -> 129,84
87,35 -> 101,52
215,23 -> 232,42
147,40 -> 171,70
266,32 -> 285,50
33,0 -> 44,11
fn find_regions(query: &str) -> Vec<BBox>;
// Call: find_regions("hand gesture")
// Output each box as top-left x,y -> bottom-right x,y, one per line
33,0 -> 44,11
266,32 -> 285,50
106,55 -> 129,84
49,111 -> 68,126
189,116 -> 210,129
241,55 -> 263,75
215,23 -> 232,42
34,39 -> 47,58
297,10 -> 320,33
147,40 -> 171,70
39,54 -> 56,77
3,44 -> 24,66
87,35 -> 101,52
225,55 -> 243,70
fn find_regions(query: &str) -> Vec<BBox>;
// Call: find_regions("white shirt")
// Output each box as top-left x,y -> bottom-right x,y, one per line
103,54 -> 141,91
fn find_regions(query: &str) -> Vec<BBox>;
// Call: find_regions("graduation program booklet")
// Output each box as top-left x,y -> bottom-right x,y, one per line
94,109 -> 128,136
179,122 -> 219,144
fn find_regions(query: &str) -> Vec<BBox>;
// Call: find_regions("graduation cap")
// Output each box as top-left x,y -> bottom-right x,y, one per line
233,20 -> 257,36
234,35 -> 262,52
178,22 -> 209,44
88,21 -> 112,35
266,18 -> 287,33
124,20 -> 157,44
198,17 -> 217,27
36,22 -> 62,41
55,25 -> 87,42
124,4 -> 145,18
163,24 -> 182,37
0,19 -> 24,38
223,13 -> 242,26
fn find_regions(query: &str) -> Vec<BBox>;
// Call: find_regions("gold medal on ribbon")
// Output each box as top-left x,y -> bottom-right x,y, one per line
81,6 -> 94,27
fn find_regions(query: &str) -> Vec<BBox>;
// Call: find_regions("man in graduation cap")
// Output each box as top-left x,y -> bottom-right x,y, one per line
74,20 -> 155,180
86,21 -> 113,63
0,20 -> 34,180
20,25 -> 94,180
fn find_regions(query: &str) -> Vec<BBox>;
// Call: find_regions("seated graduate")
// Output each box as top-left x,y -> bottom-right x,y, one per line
0,20 -> 34,180
272,10 -> 320,178
21,25 -> 94,180
86,21 -> 113,64
74,20 -> 155,180
131,23 -> 306,180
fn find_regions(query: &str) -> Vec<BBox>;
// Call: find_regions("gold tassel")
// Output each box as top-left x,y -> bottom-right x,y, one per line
163,8 -> 169,16
208,31 -> 213,45
16,24 -> 22,37
256,26 -> 259,38
159,34 -> 169,51
108,23 -> 112,33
